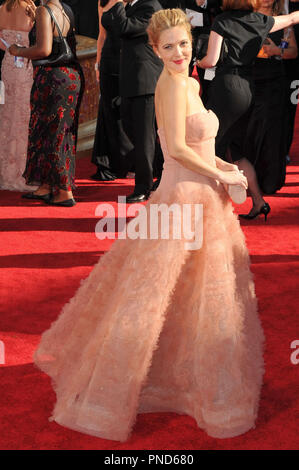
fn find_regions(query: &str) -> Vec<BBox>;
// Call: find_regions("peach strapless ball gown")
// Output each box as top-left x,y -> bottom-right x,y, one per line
34,110 -> 264,441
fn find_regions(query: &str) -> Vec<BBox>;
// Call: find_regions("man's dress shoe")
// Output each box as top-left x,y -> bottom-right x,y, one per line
90,171 -> 117,181
126,192 -> 149,203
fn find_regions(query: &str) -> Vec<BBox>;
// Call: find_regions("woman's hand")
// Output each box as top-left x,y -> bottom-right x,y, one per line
8,44 -> 20,56
262,37 -> 281,57
24,0 -> 37,22
218,169 -> 248,189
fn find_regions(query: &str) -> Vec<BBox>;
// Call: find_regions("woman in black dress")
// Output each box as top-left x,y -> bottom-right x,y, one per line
91,0 -> 132,181
198,0 -> 299,219
8,0 -> 83,207
244,0 -> 297,194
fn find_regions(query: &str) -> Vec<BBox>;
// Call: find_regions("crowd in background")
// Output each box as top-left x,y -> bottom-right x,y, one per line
0,0 -> 298,210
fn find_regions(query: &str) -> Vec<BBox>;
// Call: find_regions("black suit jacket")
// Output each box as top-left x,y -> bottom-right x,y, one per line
105,0 -> 163,98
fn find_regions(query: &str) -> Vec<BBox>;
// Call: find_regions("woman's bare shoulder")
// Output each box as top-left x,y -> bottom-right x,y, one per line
156,73 -> 188,124
157,72 -> 189,97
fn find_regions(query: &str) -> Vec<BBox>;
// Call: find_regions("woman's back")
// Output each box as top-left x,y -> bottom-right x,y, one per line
155,73 -> 206,131
0,1 -> 32,32
45,2 -> 72,38
212,10 -> 275,70
29,3 -> 77,62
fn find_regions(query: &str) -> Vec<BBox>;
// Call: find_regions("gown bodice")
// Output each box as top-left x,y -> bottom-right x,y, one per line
1,29 -> 30,46
158,110 -> 219,184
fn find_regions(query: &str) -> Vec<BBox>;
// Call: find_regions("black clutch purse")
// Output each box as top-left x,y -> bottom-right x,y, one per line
32,5 -> 75,67
195,33 -> 228,62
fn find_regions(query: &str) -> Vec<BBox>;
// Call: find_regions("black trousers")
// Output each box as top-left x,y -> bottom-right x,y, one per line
208,73 -> 254,161
92,71 -> 133,178
121,94 -> 156,193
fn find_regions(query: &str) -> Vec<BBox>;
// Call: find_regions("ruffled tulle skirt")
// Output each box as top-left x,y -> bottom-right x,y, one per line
34,171 -> 264,441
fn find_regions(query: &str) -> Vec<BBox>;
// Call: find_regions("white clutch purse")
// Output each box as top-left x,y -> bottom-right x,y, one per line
226,171 -> 247,204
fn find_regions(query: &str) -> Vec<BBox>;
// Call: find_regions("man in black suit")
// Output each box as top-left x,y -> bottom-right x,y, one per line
104,0 -> 163,202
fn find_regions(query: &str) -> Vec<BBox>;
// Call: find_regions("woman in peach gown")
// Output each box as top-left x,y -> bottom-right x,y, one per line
0,0 -> 34,191
34,8 -> 264,442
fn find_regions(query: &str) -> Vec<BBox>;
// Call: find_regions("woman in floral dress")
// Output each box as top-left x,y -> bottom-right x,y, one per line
9,0 -> 83,207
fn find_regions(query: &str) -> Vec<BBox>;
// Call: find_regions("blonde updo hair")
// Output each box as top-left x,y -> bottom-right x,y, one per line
147,8 -> 192,47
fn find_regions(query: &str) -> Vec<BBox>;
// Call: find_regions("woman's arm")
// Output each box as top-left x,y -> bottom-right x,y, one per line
160,75 -> 247,188
270,11 -> 299,33
96,4 -> 106,82
263,28 -> 297,59
197,31 -> 223,69
283,27 -> 298,59
215,156 -> 238,172
8,6 -> 53,59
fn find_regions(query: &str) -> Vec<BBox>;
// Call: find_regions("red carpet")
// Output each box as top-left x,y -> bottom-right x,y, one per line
0,120 -> 299,450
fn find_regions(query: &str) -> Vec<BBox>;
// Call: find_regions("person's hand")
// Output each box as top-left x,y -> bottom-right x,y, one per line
102,0 -> 123,12
218,169 -> 248,189
262,37 -> 281,57
24,0 -> 37,22
8,44 -> 20,56
96,69 -> 100,83
196,0 -> 206,6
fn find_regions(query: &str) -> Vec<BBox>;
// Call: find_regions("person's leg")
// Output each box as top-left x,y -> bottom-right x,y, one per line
236,157 -> 265,211
52,188 -> 74,202
229,111 -> 269,218
128,95 -> 156,196
237,157 -> 270,220
33,184 -> 52,196
120,96 -> 135,174
50,66 -> 82,204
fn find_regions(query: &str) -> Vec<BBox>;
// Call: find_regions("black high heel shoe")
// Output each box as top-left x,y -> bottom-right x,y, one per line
239,202 -> 271,222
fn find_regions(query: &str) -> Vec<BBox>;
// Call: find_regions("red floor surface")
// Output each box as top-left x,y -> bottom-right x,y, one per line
0,118 -> 299,450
